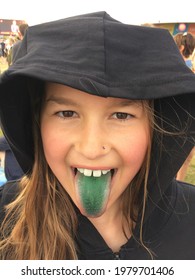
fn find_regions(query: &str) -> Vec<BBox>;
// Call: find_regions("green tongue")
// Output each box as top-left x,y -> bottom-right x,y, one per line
76,171 -> 111,217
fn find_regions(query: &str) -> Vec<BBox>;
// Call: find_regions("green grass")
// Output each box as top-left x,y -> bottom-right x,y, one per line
185,155 -> 195,185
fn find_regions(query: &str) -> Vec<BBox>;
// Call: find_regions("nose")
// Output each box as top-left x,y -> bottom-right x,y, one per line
75,122 -> 110,160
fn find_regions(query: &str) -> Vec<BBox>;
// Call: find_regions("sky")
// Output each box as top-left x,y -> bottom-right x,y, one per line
1,0 -> 195,26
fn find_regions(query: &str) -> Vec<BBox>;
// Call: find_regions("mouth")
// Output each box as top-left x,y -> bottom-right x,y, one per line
73,167 -> 116,217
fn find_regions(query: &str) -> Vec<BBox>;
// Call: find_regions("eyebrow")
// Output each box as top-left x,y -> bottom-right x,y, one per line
116,100 -> 140,107
46,96 -> 79,106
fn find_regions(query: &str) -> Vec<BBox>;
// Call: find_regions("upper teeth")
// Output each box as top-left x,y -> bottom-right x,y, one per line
77,168 -> 110,177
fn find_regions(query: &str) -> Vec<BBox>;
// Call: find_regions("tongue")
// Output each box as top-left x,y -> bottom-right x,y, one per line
75,171 -> 111,217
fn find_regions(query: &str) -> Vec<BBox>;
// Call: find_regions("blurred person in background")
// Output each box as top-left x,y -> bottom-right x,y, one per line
11,20 -> 19,34
0,149 -> 7,187
174,32 -> 195,181
12,23 -> 28,63
0,136 -> 23,181
174,32 -> 195,72
4,37 -> 15,66
0,40 -> 5,58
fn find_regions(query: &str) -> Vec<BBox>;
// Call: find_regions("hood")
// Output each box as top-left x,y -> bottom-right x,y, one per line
0,11 -> 195,222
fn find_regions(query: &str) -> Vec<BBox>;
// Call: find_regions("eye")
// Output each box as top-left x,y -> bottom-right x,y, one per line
56,111 -> 78,118
112,112 -> 134,120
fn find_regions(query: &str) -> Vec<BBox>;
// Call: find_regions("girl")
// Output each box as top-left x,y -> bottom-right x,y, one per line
0,12 -> 195,260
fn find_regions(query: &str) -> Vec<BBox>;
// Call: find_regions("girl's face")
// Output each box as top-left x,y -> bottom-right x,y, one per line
40,83 -> 150,218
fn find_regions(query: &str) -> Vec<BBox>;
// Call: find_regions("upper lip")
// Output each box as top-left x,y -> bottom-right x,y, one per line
72,166 -> 116,177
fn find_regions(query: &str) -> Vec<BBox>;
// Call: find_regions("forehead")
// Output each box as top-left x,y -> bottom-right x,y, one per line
45,82 -> 144,108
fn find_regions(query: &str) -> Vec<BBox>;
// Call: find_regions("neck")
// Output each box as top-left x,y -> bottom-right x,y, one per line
88,205 -> 131,252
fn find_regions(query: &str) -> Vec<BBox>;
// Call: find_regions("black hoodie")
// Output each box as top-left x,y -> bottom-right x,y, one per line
0,12 -> 195,260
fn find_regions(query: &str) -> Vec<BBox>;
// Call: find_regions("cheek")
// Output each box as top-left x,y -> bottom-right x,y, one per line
120,128 -> 149,170
41,125 -> 69,165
